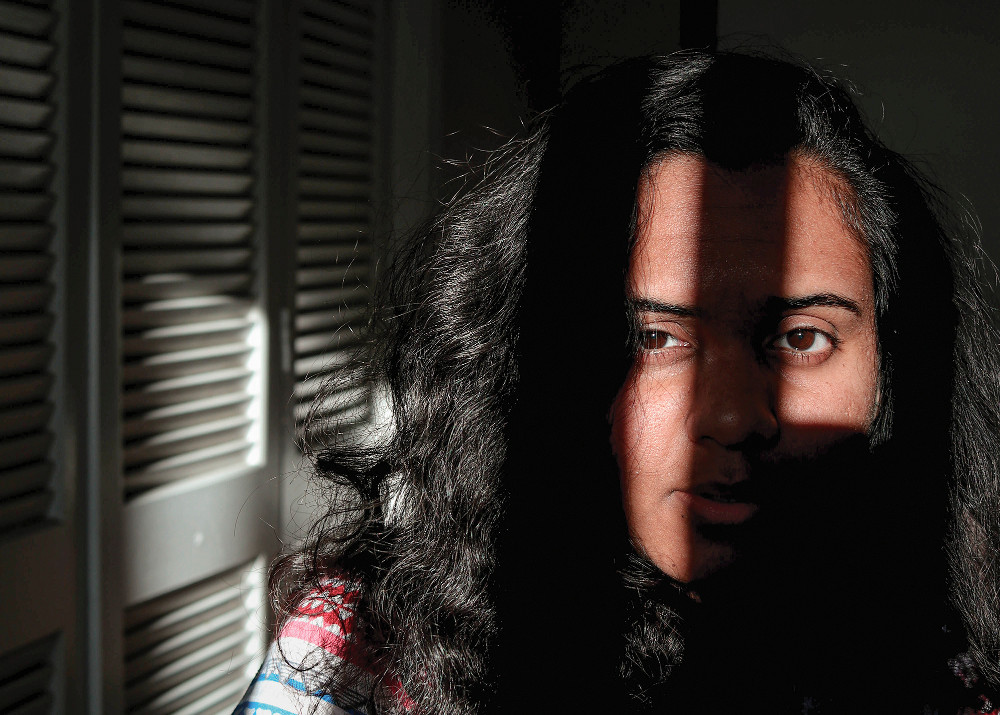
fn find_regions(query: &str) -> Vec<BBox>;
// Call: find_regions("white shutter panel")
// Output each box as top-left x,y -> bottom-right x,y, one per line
117,3 -> 279,713
120,0 -> 261,497
123,558 -> 265,714
0,0 -> 56,532
294,0 -> 376,439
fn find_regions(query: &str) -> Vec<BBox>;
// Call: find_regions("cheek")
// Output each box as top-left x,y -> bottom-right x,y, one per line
776,348 -> 880,448
610,376 -> 687,504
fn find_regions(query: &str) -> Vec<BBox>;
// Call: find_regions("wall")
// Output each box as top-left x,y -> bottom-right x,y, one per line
719,0 -> 1000,262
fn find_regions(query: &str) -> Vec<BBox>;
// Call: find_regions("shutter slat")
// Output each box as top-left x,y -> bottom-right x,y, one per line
301,12 -> 372,56
0,223 -> 52,249
298,175 -> 370,198
0,283 -> 52,312
0,66 -> 53,99
123,56 -> 252,94
121,297 -> 253,330
123,0 -> 254,45
123,416 -> 252,467
0,431 -> 51,470
300,61 -> 371,95
0,313 -> 53,345
0,402 -> 50,439
122,343 -> 252,385
0,490 -> 51,532
297,221 -> 368,241
299,129 -> 371,157
298,200 -> 370,221
123,222 -> 251,245
124,441 -> 252,491
125,650 -> 251,713
303,0 -> 373,31
123,112 -> 253,144
296,263 -> 369,288
0,342 -> 53,377
122,276 -> 253,302
300,84 -> 370,116
0,253 -> 52,280
296,285 -> 369,311
297,242 -> 371,266
122,318 -> 252,357
0,1 -> 54,36
126,602 -> 244,670
0,32 -> 53,68
122,249 -> 252,274
0,372 -> 52,408
295,305 -> 368,335
121,367 -> 252,412
123,84 -> 251,120
0,160 -> 53,189
164,0 -> 255,21
0,96 -> 52,129
0,128 -> 52,159
300,36 -> 370,75
293,329 -> 362,360
123,168 -> 252,195
126,620 -> 245,685
123,27 -> 252,70
294,379 -> 366,413
123,197 -> 252,221
293,348 -> 351,379
123,140 -> 251,169
0,460 -> 51,500
0,192 -> 53,220
122,393 -> 251,440
299,106 -> 370,136
298,153 -> 370,178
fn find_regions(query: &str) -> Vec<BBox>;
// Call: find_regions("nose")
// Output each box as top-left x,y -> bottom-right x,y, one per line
686,343 -> 779,450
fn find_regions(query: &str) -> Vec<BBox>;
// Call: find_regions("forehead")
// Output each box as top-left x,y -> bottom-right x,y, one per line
632,154 -> 871,305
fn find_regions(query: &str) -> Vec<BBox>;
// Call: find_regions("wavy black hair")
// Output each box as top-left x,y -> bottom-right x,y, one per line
272,51 -> 1000,713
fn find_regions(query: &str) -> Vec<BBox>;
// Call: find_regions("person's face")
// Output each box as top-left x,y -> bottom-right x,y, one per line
611,153 -> 879,584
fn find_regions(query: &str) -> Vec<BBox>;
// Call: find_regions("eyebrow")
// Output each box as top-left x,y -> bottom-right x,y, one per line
628,298 -> 701,317
771,293 -> 862,315
628,293 -> 862,317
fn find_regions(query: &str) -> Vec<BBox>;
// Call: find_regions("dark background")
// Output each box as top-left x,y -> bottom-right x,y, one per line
389,0 -> 1000,263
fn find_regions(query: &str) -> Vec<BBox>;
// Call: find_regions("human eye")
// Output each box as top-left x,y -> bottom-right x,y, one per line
639,327 -> 690,352
768,326 -> 836,364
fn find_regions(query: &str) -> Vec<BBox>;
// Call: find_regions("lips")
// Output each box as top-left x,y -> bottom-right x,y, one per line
674,483 -> 760,525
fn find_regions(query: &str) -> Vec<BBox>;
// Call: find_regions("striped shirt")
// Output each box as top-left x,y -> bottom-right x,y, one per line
234,579 -> 411,715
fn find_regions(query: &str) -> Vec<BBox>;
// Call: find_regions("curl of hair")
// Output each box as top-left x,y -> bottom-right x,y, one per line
270,126 -> 550,714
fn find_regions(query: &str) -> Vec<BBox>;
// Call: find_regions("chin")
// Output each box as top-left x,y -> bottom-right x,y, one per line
650,539 -> 738,585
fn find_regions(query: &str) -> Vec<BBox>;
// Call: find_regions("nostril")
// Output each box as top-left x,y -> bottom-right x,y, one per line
688,360 -> 778,449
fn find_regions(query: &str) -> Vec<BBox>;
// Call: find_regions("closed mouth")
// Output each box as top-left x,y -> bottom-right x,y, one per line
676,481 -> 761,525
696,480 -> 758,505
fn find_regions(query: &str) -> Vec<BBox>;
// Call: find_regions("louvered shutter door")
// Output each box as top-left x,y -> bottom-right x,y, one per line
0,0 -> 75,708
294,0 -> 376,443
118,2 -> 276,712
120,0 -> 260,496
0,0 -> 56,534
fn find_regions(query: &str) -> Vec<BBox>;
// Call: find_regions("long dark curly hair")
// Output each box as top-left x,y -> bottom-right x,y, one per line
271,50 -> 1000,713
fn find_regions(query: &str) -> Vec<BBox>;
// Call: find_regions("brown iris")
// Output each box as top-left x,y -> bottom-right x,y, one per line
786,329 -> 816,351
641,330 -> 670,350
